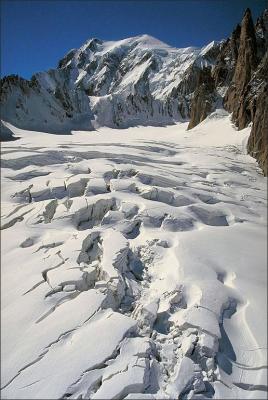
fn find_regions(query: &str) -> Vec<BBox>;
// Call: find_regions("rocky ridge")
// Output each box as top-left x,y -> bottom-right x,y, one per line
0,9 -> 267,174
188,8 -> 268,175
187,67 -> 215,130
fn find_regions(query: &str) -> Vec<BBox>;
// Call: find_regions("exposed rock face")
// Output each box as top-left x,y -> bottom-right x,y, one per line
187,67 -> 215,129
212,24 -> 241,88
224,8 -> 268,175
0,121 -> 17,141
188,8 -> 267,175
247,51 -> 268,176
224,8 -> 258,129
247,85 -> 268,175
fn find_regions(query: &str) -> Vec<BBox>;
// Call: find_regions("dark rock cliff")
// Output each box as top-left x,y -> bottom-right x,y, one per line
187,67 -> 215,130
188,8 -> 268,176
247,51 -> 268,175
224,8 -> 258,129
0,121 -> 17,141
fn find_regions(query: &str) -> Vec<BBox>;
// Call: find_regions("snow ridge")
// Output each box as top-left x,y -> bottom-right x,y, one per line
0,35 -> 221,133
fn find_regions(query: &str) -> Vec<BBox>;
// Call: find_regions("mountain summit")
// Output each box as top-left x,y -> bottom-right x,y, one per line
0,34 -> 220,133
1,9 -> 267,174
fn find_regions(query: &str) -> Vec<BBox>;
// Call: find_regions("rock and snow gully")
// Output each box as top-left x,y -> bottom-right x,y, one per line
1,114 -> 267,399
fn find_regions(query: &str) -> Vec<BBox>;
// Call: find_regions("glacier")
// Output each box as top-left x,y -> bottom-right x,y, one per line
1,112 -> 267,399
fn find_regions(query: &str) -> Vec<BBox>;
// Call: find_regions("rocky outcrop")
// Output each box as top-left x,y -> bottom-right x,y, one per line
247,85 -> 268,175
187,22 -> 243,131
188,8 -> 267,175
212,24 -> 241,87
187,67 -> 215,129
224,8 -> 268,175
224,8 -> 258,129
247,51 -> 268,176
0,121 -> 17,141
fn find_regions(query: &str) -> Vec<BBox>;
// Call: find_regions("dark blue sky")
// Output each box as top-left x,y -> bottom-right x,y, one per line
1,0 -> 267,79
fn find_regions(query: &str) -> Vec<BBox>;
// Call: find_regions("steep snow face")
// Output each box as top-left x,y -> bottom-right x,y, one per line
1,114 -> 267,399
0,35 -> 221,132
63,35 -> 200,99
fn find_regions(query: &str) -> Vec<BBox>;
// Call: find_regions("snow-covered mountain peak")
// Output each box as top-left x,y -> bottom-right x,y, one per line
126,34 -> 173,49
81,34 -> 172,53
1,9 -> 268,398
1,34 -> 222,133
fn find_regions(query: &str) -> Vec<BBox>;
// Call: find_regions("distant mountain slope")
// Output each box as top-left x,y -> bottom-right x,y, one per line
1,9 -> 267,174
0,35 -> 221,133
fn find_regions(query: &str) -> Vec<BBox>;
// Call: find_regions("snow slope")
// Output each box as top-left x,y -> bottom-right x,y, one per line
1,112 -> 267,399
1,35 -> 221,132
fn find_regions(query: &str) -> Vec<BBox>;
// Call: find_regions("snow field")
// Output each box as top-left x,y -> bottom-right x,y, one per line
1,113 -> 267,399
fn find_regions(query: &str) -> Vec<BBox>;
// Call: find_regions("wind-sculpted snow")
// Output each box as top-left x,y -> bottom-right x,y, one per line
1,114 -> 267,399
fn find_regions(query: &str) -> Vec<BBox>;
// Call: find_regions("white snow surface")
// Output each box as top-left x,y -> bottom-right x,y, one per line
1,34 -> 221,132
1,111 -> 267,399
65,34 -> 202,99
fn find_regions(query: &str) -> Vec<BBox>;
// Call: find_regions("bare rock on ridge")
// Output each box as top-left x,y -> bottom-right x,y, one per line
224,8 -> 258,129
247,51 -> 268,176
0,121 -> 17,141
188,7 -> 268,176
187,67 -> 215,130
